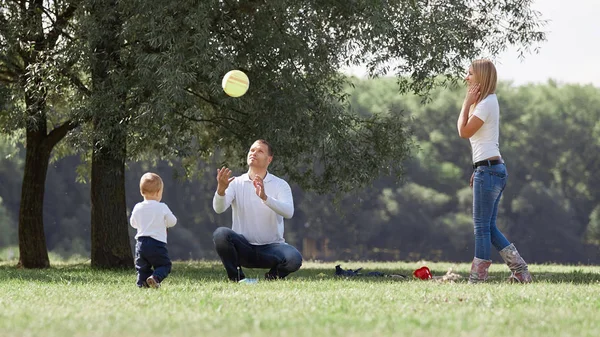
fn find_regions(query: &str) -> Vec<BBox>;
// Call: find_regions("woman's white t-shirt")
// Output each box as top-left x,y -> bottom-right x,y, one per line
470,94 -> 501,163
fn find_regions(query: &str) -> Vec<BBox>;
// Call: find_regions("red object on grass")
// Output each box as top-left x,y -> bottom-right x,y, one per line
413,266 -> 432,280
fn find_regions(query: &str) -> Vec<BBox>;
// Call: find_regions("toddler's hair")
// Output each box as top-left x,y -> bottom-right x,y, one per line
140,172 -> 163,195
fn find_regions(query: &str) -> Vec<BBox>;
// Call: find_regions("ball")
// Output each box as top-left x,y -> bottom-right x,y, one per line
222,70 -> 249,97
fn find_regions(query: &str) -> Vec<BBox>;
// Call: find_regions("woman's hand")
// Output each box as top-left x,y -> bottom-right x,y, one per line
464,83 -> 480,107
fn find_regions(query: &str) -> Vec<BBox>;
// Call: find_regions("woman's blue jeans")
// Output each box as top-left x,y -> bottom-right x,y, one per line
473,163 -> 511,260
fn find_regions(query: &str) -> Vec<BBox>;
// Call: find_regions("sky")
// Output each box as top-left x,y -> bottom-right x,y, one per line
344,0 -> 600,87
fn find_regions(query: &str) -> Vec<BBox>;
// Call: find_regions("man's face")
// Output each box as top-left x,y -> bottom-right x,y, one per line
247,141 -> 272,169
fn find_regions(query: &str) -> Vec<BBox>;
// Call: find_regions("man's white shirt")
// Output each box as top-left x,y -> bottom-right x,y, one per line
130,200 -> 177,243
213,172 -> 294,245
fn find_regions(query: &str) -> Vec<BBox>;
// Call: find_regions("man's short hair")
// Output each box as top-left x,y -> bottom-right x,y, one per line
140,172 -> 163,195
255,139 -> 273,156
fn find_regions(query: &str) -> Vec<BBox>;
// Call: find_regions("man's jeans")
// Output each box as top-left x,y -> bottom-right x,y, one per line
473,164 -> 511,260
135,236 -> 172,287
213,227 -> 303,281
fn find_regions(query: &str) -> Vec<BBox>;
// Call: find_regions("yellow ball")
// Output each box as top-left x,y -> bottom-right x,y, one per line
222,70 -> 249,97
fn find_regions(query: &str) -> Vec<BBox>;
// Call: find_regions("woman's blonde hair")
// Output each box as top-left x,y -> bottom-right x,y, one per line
140,172 -> 163,195
471,59 -> 497,106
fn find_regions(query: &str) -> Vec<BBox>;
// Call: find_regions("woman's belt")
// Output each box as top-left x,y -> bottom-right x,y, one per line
473,159 -> 504,169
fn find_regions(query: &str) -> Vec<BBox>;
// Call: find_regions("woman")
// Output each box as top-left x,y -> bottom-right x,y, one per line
457,59 -> 532,283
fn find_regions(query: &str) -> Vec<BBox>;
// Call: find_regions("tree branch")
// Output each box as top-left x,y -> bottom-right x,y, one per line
17,0 -> 26,13
40,5 -> 57,27
45,2 -> 80,50
46,119 -> 79,149
0,53 -> 24,74
0,9 -> 8,36
0,69 -> 18,84
172,110 -> 244,140
66,71 -> 91,96
172,109 -> 245,126
184,88 -> 249,116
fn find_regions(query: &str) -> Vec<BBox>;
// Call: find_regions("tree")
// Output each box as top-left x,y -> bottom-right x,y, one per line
124,0 -> 545,186
0,0 -> 82,268
83,0 -> 544,267
3,0 -> 546,268
82,0 -> 133,268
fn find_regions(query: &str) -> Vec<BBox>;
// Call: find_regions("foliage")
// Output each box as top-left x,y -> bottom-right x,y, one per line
0,0 -> 85,133
585,205 -> 600,246
1,0 -> 547,268
3,79 -> 600,263
0,134 -> 20,247
102,0 -> 546,193
0,197 -> 16,247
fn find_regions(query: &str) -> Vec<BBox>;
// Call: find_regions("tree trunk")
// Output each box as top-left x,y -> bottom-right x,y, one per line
90,130 -> 132,268
17,129 -> 51,268
88,0 -> 133,269
15,0 -> 51,269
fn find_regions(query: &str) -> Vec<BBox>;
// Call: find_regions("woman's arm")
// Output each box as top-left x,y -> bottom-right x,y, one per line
457,105 -> 484,139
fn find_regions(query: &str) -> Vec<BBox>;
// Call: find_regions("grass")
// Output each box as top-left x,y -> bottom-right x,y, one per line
0,260 -> 599,337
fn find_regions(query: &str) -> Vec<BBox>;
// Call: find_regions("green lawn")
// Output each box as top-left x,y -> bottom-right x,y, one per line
1,260 -> 599,337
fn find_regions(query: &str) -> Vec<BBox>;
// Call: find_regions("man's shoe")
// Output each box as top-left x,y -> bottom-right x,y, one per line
264,272 -> 279,280
231,267 -> 246,282
146,275 -> 161,289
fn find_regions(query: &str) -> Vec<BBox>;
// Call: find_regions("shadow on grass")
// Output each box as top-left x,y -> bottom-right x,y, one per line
0,261 -> 599,285
288,267 -> 600,284
0,261 -> 133,284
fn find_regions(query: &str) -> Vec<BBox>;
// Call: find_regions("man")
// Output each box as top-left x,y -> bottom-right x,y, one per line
212,139 -> 303,281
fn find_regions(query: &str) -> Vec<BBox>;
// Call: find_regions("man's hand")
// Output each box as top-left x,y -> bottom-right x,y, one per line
216,167 -> 235,196
253,176 -> 267,201
470,171 -> 474,188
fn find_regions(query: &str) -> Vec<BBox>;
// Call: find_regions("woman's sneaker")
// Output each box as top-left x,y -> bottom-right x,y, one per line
146,275 -> 161,289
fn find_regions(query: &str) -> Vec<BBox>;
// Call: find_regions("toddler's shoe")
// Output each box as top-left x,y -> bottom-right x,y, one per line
146,275 -> 161,289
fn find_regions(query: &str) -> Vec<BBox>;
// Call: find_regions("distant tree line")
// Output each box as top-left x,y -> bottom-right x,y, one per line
2,78 -> 599,264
